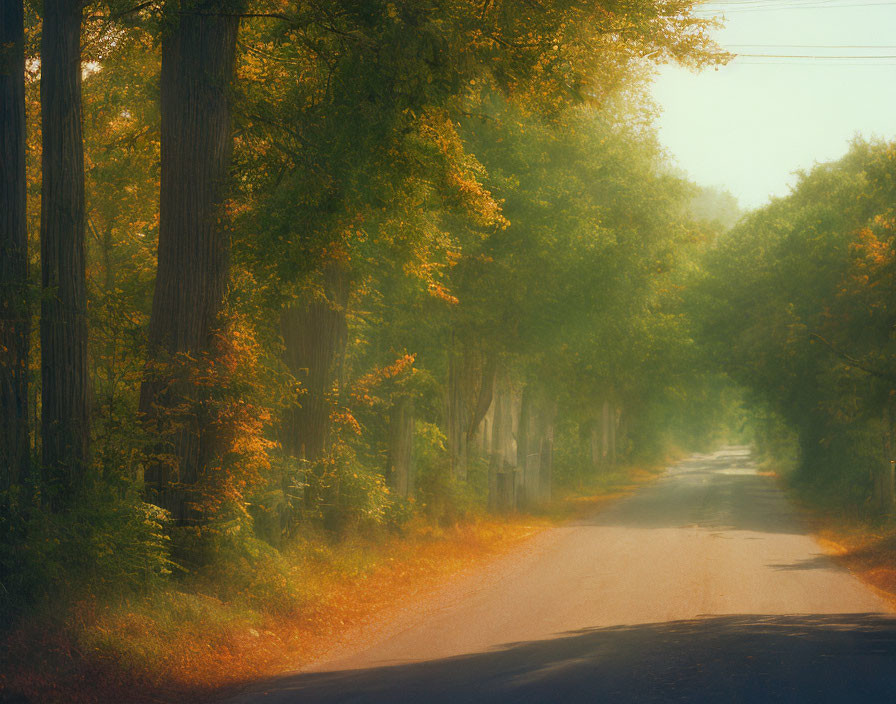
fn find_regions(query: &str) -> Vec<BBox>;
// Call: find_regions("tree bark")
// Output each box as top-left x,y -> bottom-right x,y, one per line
467,354 -> 496,445
488,369 -> 517,510
40,0 -> 89,508
279,265 -> 349,465
446,347 -> 469,481
538,400 -> 556,503
388,396 -> 414,498
518,385 -> 542,508
488,373 -> 505,510
139,0 -> 241,522
0,0 -> 29,494
876,405 -> 896,514
446,347 -> 495,478
601,399 -> 611,468
589,412 -> 600,472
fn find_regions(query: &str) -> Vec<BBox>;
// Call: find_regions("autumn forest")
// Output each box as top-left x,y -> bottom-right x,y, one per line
3,1 -> 896,702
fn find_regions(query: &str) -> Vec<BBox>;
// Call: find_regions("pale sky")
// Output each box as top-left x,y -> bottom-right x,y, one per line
651,0 -> 896,210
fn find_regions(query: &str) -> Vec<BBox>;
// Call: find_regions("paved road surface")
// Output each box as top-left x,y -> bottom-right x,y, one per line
224,447 -> 896,703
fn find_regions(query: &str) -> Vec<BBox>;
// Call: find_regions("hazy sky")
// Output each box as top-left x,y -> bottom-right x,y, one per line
650,0 -> 896,210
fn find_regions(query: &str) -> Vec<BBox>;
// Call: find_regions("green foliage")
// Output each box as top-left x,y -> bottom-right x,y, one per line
691,138 -> 896,513
414,421 -> 484,524
1,486 -> 173,621
5,0 -> 735,640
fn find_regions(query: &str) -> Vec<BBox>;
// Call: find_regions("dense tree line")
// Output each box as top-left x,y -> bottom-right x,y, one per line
693,139 -> 896,513
1,0 -> 728,616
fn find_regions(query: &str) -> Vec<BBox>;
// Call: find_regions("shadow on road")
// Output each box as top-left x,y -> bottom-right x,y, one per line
230,614 -> 896,703
768,556 -> 840,572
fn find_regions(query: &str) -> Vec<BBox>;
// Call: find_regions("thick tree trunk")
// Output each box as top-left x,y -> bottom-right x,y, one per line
517,385 -> 531,502
446,346 -> 495,478
520,389 -> 556,507
388,396 -> 415,498
139,1 -> 241,522
488,369 -> 517,510
589,413 -> 600,472
446,347 -> 469,480
517,385 -> 545,508
279,266 -> 349,464
0,0 -> 29,493
616,405 -> 628,462
488,374 -> 505,510
601,399 -> 611,468
876,406 -> 896,514
467,354 -> 496,449
538,400 -> 556,503
40,0 -> 89,508
588,399 -> 615,473
874,461 -> 896,514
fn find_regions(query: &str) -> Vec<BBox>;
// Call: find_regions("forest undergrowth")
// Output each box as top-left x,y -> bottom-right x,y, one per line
0,462 -> 662,704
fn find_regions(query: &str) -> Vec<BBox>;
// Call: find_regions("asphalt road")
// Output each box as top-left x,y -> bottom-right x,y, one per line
224,447 -> 896,703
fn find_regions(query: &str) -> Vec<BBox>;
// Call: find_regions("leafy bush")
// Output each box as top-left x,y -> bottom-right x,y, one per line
1,486 -> 173,622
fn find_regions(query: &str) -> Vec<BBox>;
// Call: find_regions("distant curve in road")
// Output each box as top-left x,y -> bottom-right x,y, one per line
223,447 -> 896,703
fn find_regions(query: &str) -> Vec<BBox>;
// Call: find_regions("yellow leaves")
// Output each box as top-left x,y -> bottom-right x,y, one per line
331,409 -> 363,436
350,354 -> 418,406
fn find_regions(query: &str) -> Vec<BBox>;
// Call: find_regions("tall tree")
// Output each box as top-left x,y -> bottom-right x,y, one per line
139,0 -> 242,522
0,0 -> 29,494
279,265 -> 350,465
40,0 -> 89,508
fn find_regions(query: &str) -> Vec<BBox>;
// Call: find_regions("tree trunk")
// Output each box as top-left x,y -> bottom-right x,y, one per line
446,347 -> 495,478
40,0 -> 89,509
279,266 -> 349,464
467,353 -> 496,449
876,406 -> 896,514
601,399 -> 611,468
488,373 -> 505,510
538,400 -> 556,503
488,369 -> 516,510
589,413 -> 600,472
388,396 -> 415,498
515,388 -> 555,507
517,385 -> 531,504
517,385 -> 545,508
617,406 -> 628,462
446,347 -> 469,480
0,0 -> 29,494
139,0 -> 241,522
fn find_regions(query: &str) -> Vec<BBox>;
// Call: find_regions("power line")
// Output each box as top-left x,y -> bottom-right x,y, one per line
726,44 -> 896,48
734,60 -> 896,65
702,0 -> 842,5
736,53 -> 896,58
696,1 -> 896,13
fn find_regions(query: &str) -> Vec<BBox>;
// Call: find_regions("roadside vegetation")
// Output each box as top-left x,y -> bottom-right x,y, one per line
1,2 -> 736,702
691,138 -> 896,602
1,462 -> 665,704
5,2 -> 896,701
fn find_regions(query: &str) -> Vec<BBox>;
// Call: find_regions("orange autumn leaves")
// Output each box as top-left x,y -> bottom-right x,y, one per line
844,216 -> 896,313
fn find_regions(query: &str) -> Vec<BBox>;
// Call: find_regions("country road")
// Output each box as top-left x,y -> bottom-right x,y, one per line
224,447 -> 896,703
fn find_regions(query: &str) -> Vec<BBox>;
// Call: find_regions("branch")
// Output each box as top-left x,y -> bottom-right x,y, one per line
809,332 -> 896,383
85,1 -> 156,23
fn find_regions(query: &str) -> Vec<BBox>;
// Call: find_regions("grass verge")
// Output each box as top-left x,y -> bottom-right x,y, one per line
781,472 -> 896,609
809,517 -> 896,609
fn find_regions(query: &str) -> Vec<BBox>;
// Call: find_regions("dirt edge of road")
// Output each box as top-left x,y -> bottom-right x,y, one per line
210,462 -> 668,702
782,482 -> 896,609
814,526 -> 896,609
